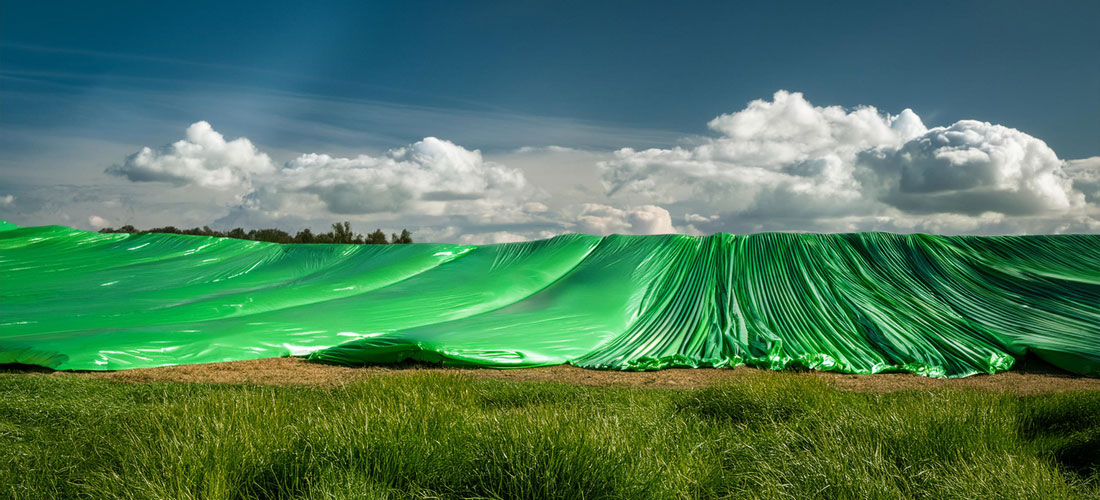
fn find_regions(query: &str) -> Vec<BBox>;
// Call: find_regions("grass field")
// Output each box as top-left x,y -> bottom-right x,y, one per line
4,367 -> 1100,499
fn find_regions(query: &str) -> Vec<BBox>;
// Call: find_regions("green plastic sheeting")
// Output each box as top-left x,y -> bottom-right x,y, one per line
1,221 -> 1099,377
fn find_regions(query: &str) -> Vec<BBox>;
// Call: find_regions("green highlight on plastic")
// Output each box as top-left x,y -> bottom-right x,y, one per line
1,221 -> 1098,377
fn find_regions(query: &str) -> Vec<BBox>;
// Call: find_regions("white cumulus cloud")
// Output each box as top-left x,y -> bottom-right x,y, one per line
574,204 -> 676,235
602,91 -> 926,218
860,120 -> 1083,215
602,91 -> 1091,231
113,124 -> 533,223
1065,156 -> 1100,204
107,121 -> 275,191
250,137 -> 528,216
87,215 -> 110,228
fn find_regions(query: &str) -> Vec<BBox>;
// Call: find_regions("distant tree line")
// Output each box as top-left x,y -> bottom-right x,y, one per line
98,221 -> 414,245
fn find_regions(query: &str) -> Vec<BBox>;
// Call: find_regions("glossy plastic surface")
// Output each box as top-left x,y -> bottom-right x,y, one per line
1,222 -> 1098,377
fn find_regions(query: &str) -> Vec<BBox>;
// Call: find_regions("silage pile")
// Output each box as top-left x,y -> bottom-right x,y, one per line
1,221 -> 1098,377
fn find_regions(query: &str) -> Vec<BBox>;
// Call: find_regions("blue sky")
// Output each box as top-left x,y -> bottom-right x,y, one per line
1,1 -> 1098,241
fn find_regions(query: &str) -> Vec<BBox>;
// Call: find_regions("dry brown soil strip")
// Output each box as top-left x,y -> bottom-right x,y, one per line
0,357 -> 1086,394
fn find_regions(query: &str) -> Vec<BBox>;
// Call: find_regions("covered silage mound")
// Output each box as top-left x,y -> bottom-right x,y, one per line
0,221 -> 1098,377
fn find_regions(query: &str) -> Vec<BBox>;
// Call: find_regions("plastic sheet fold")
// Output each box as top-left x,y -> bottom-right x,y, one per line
1,221 -> 1098,377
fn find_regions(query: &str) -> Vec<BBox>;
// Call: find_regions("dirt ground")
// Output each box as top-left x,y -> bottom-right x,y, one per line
1,356 -> 1095,394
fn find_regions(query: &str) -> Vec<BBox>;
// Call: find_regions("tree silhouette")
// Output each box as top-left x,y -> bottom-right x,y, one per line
391,229 -> 413,244
97,221 -> 415,245
331,221 -> 354,244
295,228 -> 315,243
366,229 -> 388,245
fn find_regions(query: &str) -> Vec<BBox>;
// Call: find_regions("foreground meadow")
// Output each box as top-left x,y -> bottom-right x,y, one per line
3,368 -> 1100,499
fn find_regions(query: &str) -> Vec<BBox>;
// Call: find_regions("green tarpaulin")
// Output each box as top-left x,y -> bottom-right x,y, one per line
1,221 -> 1098,377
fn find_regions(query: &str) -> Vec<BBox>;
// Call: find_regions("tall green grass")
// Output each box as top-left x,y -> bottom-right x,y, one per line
2,371 -> 1099,499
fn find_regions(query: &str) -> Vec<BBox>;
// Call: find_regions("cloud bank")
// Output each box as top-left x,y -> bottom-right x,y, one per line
243,137 -> 528,218
602,91 -> 1094,234
90,91 -> 1098,241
